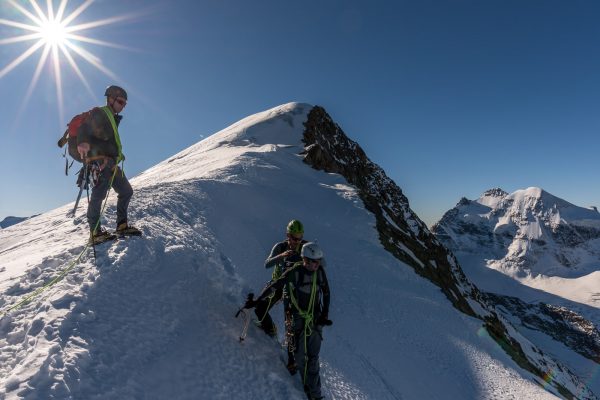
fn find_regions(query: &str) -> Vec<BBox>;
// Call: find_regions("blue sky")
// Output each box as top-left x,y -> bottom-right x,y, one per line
1,0 -> 599,227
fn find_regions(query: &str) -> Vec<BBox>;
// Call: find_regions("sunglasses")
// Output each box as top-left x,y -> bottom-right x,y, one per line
287,235 -> 303,242
115,98 -> 127,107
303,257 -> 320,265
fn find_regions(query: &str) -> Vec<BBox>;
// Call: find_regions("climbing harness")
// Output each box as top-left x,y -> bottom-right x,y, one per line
284,309 -> 296,354
70,165 -> 90,217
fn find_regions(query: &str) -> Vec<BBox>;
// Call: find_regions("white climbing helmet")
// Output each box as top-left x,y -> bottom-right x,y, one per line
301,242 -> 323,260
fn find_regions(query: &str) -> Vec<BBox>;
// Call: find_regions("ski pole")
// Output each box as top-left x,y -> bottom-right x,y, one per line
85,163 -> 97,265
70,164 -> 89,217
236,293 -> 254,342
236,308 -> 251,342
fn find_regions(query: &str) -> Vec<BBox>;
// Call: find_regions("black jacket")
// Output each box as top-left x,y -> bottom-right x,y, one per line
264,240 -> 307,279
259,263 -> 330,321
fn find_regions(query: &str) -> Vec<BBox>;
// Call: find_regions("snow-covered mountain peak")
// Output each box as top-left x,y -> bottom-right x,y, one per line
499,187 -> 600,230
204,101 -> 311,147
433,185 -> 600,284
507,187 -> 564,211
135,102 -> 312,186
477,188 -> 508,208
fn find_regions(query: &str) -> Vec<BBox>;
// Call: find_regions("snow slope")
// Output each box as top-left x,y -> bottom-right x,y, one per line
0,103 -> 573,399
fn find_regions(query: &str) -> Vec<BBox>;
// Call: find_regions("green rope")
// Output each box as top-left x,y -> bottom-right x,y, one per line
288,269 -> 318,385
0,165 -> 119,318
0,244 -> 90,317
272,264 -> 281,280
256,291 -> 276,324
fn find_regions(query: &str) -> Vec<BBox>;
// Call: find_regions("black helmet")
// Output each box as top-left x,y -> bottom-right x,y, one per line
104,85 -> 127,100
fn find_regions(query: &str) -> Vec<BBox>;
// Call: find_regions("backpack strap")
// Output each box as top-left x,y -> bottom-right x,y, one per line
100,106 -> 124,163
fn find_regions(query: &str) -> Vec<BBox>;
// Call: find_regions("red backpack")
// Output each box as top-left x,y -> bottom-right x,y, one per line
57,108 -> 98,164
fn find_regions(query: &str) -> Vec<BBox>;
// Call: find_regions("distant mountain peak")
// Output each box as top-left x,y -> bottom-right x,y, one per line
457,197 -> 470,206
477,188 -> 508,208
0,215 -> 38,229
433,186 -> 600,275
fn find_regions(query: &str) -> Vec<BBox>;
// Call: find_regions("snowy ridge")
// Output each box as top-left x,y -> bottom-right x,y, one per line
0,104 -> 594,399
136,103 -> 311,186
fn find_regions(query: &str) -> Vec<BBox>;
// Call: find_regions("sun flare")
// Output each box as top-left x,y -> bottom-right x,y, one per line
0,0 -> 136,123
40,20 -> 68,46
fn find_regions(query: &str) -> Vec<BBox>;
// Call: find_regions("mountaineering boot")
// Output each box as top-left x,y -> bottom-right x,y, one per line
303,385 -> 324,400
252,321 -> 277,338
286,359 -> 297,375
90,228 -> 117,245
116,222 -> 142,236
264,325 -> 277,338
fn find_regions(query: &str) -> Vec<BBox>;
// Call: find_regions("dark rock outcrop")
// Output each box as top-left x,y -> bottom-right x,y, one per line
302,106 -> 478,315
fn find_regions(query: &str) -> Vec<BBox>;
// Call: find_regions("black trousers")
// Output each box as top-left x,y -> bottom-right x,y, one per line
87,158 -> 133,232
294,320 -> 323,399
254,288 -> 283,335
254,289 -> 296,364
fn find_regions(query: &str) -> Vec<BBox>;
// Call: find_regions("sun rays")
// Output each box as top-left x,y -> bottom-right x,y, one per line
0,0 -> 135,123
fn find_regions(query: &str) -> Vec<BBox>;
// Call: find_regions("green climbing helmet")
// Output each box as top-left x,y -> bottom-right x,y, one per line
104,85 -> 128,100
286,219 -> 304,235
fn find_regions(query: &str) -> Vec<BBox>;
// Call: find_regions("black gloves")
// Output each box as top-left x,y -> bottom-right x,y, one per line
316,315 -> 333,326
244,293 -> 257,309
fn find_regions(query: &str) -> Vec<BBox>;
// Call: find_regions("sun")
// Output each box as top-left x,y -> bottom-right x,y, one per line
0,0 -> 137,123
40,20 -> 68,46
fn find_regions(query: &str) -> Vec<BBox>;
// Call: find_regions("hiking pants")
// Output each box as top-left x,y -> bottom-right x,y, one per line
87,158 -> 133,232
294,321 -> 323,399
254,288 -> 283,336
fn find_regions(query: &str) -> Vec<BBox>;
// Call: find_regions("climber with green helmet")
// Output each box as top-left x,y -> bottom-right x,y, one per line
253,220 -> 307,369
267,220 -> 306,280
245,241 -> 331,400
